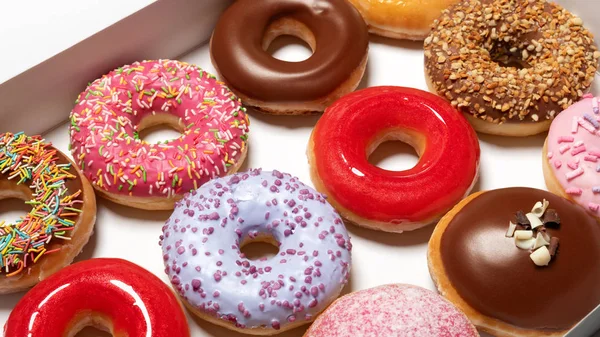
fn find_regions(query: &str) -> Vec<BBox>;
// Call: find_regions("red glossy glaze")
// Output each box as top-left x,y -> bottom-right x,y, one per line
312,86 -> 480,225
4,258 -> 190,337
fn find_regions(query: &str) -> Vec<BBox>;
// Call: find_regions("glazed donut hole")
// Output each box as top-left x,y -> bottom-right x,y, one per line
487,41 -> 533,70
239,232 -> 280,261
71,319 -> 114,337
0,185 -> 34,225
136,113 -> 185,144
74,327 -> 112,336
262,17 -> 316,62
366,129 -> 424,171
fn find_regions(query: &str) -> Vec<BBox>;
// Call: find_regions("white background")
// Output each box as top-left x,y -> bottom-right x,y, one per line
1,1 -> 599,336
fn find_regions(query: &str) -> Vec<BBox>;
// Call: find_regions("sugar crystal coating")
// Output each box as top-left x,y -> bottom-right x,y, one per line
305,284 -> 478,337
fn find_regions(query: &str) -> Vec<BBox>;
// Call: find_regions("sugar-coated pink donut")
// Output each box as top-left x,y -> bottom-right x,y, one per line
69,60 -> 250,209
304,284 -> 479,337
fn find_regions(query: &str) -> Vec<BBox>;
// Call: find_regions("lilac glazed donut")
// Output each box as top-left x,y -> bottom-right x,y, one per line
159,169 -> 352,334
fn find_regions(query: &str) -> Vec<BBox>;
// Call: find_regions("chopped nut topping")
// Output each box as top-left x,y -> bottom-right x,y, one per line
424,0 -> 598,124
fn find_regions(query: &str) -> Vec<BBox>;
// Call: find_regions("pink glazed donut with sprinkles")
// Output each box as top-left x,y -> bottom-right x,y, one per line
69,59 -> 250,210
159,169 -> 352,334
544,94 -> 600,219
304,284 -> 479,337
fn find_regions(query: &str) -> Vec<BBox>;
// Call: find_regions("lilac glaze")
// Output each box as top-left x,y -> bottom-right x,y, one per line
159,169 -> 352,331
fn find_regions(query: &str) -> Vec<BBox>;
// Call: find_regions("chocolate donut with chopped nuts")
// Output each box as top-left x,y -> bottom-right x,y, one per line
424,0 -> 599,137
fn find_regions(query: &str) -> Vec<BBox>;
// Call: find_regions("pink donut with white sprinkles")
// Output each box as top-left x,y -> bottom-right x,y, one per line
160,169 -> 352,334
304,284 -> 479,337
69,59 -> 250,210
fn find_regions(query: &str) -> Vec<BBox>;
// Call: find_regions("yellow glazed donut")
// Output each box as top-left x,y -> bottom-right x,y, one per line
347,0 -> 460,40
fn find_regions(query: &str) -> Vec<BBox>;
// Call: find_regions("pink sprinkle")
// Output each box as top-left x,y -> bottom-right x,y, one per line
572,116 -> 579,133
558,136 -> 574,143
571,146 -> 586,156
574,140 -> 585,147
566,187 -> 582,195
553,160 -> 562,168
567,161 -> 579,170
583,93 -> 594,99
585,155 -> 598,162
589,203 -> 600,212
559,145 -> 571,154
578,117 -> 596,134
566,167 -> 584,180
589,151 -> 600,157
547,152 -> 553,159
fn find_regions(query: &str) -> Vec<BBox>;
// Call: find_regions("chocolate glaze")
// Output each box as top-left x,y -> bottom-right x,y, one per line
441,187 -> 600,330
50,150 -> 84,202
210,0 -> 368,102
0,149 -> 83,205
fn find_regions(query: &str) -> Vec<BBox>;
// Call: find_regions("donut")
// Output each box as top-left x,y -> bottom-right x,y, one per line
210,0 -> 369,115
543,95 -> 600,220
159,168 -> 352,334
428,187 -> 600,336
0,132 -> 95,294
69,59 -> 250,210
304,284 -> 479,337
3,258 -> 190,337
347,0 -> 460,40
424,0 -> 599,137
307,86 -> 480,232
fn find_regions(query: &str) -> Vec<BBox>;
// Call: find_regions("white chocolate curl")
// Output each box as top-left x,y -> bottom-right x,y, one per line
531,199 -> 549,217
530,246 -> 552,266
541,231 -> 551,243
506,221 -> 517,237
525,213 -> 544,229
533,232 -> 550,250
515,237 -> 536,250
514,230 -> 533,240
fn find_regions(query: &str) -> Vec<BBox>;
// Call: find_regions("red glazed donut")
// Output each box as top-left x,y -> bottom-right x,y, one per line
307,86 -> 480,232
3,258 -> 189,337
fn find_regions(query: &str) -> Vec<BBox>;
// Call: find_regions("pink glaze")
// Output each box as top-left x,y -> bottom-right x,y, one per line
547,96 -> 600,214
3,258 -> 189,337
69,60 -> 249,198
304,284 -> 478,337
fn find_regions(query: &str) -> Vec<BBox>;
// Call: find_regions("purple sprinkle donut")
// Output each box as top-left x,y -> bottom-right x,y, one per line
159,168 -> 352,333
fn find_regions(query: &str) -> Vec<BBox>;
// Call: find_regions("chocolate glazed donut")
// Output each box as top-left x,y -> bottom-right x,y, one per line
210,0 -> 369,115
428,187 -> 600,336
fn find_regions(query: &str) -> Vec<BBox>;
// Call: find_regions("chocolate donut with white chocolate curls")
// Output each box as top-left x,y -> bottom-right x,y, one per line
424,0 -> 599,137
428,187 -> 600,337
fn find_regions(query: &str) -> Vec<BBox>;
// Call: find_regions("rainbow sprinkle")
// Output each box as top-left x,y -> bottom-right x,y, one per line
0,132 -> 82,276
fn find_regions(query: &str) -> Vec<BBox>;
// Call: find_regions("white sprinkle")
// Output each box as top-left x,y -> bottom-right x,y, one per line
566,167 -> 584,180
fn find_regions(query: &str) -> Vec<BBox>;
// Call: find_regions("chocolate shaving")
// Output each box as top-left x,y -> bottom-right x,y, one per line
549,237 -> 560,257
515,224 -> 527,231
542,209 -> 560,228
514,211 -> 531,229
